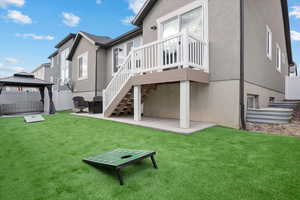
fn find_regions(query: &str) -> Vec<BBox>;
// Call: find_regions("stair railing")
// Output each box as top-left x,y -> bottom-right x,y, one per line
103,32 -> 209,113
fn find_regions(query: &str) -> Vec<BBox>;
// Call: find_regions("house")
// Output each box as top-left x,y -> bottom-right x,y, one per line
60,0 -> 293,129
32,63 -> 51,81
47,33 -> 76,111
48,33 -> 76,91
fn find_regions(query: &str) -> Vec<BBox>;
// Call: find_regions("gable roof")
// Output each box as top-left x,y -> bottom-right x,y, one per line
132,0 -> 157,26
48,50 -> 58,59
132,0 -> 294,66
32,63 -> 51,73
67,32 -> 112,61
55,33 -> 76,49
67,28 -> 142,61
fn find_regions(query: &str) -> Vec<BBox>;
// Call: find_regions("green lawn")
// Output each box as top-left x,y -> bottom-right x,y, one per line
0,112 -> 300,200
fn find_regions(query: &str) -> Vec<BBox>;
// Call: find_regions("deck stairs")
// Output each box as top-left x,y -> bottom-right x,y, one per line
103,32 -> 209,117
246,100 -> 300,124
112,84 -> 158,116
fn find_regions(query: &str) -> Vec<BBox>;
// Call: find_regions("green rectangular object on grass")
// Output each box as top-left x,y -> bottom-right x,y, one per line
83,149 -> 158,185
24,115 -> 45,123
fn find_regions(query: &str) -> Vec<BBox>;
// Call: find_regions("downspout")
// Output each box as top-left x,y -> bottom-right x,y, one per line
95,47 -> 99,97
240,0 -> 246,130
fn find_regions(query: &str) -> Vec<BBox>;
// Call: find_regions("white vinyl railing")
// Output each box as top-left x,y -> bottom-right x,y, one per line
103,32 -> 209,111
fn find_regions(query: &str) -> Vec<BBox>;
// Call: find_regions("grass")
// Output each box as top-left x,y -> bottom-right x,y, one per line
0,111 -> 300,200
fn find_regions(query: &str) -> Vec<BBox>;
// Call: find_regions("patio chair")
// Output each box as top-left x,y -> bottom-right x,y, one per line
72,96 -> 88,113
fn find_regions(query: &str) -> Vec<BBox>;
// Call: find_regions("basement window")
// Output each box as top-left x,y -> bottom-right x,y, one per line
247,94 -> 259,110
276,44 -> 282,72
266,25 -> 272,60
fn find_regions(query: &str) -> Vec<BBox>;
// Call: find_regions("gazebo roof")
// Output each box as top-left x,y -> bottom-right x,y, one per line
0,72 -> 53,87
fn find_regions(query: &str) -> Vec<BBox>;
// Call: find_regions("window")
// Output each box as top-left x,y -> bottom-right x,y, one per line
247,94 -> 259,110
159,5 -> 204,39
78,52 -> 88,80
266,26 -> 272,60
60,48 -> 70,85
51,57 -> 54,68
50,76 -> 53,83
276,44 -> 281,72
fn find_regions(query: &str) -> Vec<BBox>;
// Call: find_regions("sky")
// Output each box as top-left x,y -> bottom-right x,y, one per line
0,0 -> 299,77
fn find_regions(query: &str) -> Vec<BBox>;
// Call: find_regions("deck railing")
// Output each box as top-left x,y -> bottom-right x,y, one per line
103,32 -> 209,111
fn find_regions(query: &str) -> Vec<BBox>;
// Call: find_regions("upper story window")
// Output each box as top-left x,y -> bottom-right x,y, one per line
266,25 -> 272,60
112,37 -> 142,74
60,48 -> 70,85
276,44 -> 281,72
78,52 -> 88,80
158,2 -> 205,40
50,57 -> 54,68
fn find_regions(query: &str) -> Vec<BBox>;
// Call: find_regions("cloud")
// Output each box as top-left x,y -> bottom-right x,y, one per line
128,0 -> 146,14
290,6 -> 300,19
0,0 -> 25,8
16,33 -> 54,40
0,64 -> 25,72
5,57 -> 19,63
291,30 -> 300,41
6,10 -> 32,24
62,12 -> 80,27
96,0 -> 102,4
122,0 -> 146,25
121,15 -> 135,25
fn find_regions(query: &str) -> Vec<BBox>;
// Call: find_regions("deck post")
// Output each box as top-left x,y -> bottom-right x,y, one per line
134,85 -> 142,121
180,80 -> 190,128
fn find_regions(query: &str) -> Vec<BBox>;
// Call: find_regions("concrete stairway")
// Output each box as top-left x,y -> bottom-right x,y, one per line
112,84 -> 157,116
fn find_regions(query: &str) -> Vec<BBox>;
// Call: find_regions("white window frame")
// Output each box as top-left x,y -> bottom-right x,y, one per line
50,57 -> 54,68
111,36 -> 143,76
276,43 -> 281,72
266,25 -> 272,61
157,0 -> 208,41
60,48 -> 70,85
78,51 -> 88,80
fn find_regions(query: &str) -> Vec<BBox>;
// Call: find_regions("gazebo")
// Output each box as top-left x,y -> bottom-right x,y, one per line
0,72 -> 56,116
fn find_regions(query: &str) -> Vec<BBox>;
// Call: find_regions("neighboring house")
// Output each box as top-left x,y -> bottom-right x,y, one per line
47,33 -> 76,111
67,29 -> 142,100
52,0 -> 293,129
48,33 -> 76,91
32,63 -> 51,81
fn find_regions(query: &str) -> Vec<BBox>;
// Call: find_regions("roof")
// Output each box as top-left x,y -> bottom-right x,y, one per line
132,0 -> 157,26
105,27 -> 142,47
0,72 -> 53,87
54,33 -> 76,49
67,29 -> 142,60
132,0 -> 294,66
48,50 -> 58,59
80,31 -> 112,45
31,63 -> 50,73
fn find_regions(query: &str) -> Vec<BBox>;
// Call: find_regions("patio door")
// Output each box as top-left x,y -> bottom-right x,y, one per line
159,4 -> 204,66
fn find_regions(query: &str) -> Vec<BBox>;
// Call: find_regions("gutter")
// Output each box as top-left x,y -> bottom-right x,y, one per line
95,47 -> 99,97
240,0 -> 246,130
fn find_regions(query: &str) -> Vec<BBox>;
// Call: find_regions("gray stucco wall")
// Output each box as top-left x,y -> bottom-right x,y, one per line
244,0 -> 288,94
142,0 -> 241,81
71,37 -> 97,100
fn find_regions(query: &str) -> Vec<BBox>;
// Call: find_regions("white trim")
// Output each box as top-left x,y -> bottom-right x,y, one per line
276,43 -> 281,72
157,0 -> 208,41
78,51 -> 89,80
266,25 -> 272,61
111,36 -> 143,76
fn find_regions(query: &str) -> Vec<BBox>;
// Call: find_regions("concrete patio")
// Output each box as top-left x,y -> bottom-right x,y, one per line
72,113 -> 215,134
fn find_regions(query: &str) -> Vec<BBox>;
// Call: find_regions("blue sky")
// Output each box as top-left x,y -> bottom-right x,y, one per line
0,0 -> 299,77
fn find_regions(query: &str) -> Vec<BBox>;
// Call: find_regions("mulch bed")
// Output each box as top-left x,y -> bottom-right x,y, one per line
247,120 -> 300,137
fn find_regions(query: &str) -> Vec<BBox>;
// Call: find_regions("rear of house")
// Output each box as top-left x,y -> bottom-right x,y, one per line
49,0 -> 293,130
